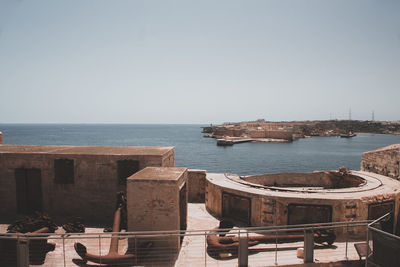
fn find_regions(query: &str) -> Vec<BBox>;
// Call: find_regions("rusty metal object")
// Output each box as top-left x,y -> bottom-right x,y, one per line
7,212 -> 57,233
246,229 -> 335,245
207,221 -> 335,258
74,193 -> 135,265
206,221 -> 259,258
62,218 -> 85,233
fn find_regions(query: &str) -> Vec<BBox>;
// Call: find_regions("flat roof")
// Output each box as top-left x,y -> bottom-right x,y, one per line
128,167 -> 187,181
0,145 -> 174,156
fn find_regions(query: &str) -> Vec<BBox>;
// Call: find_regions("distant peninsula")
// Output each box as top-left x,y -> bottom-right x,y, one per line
202,120 -> 400,146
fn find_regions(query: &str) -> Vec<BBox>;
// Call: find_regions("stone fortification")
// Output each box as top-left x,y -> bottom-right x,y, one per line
0,145 -> 174,225
248,130 -> 293,141
361,144 -> 400,180
206,170 -> 400,237
203,120 -> 400,140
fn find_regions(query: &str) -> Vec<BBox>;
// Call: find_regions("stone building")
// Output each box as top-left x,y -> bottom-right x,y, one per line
0,145 -> 174,225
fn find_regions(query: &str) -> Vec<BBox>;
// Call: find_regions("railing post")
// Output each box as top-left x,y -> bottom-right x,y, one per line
345,222 -> 349,260
135,236 -> 138,266
275,230 -> 278,265
98,234 -> 102,265
62,235 -> 66,267
365,226 -> 369,267
204,232 -> 207,266
304,229 -> 314,263
238,229 -> 248,267
16,236 -> 29,267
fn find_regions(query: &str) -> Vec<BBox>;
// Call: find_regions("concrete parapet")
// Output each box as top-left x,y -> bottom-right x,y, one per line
187,169 -> 206,203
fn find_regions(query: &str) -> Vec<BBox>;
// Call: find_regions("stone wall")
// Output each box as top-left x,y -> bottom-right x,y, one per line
212,127 -> 244,137
361,144 -> 400,180
0,145 -> 174,225
187,169 -> 206,203
248,130 -> 293,141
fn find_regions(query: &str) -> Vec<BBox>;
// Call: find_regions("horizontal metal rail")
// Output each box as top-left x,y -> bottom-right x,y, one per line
1,220 -> 370,240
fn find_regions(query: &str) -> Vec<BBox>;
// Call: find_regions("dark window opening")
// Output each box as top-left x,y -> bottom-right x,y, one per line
54,159 -> 74,184
222,192 -> 251,226
288,204 -> 332,225
117,160 -> 139,185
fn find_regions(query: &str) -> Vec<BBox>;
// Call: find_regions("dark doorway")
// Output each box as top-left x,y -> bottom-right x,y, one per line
15,168 -> 43,214
222,192 -> 251,226
369,201 -> 394,233
368,201 -> 394,220
179,183 -> 187,237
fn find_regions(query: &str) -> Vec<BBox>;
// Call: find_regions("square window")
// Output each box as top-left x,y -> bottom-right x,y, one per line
54,159 -> 74,184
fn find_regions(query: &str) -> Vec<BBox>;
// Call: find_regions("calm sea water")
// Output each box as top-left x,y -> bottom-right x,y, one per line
1,124 -> 400,176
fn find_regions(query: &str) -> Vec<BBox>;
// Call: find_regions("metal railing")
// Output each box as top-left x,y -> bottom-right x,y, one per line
366,213 -> 400,267
0,220 -> 371,267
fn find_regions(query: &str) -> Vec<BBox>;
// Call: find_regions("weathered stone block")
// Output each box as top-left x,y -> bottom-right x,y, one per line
127,167 -> 188,253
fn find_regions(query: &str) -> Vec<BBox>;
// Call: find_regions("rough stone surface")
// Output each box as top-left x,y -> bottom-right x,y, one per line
127,167 -> 188,252
188,169 -> 206,203
0,145 -> 174,225
361,144 -> 400,180
248,130 -> 293,141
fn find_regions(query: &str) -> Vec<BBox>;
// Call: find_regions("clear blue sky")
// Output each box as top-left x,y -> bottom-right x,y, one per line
0,0 -> 399,124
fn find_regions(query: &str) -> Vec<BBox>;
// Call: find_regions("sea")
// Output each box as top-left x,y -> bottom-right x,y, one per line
1,123 -> 400,176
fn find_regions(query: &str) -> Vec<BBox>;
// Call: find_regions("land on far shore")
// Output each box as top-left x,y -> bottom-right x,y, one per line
202,120 -> 400,146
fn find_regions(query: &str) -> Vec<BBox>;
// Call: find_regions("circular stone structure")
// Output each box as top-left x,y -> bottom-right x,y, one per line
205,170 -> 400,237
